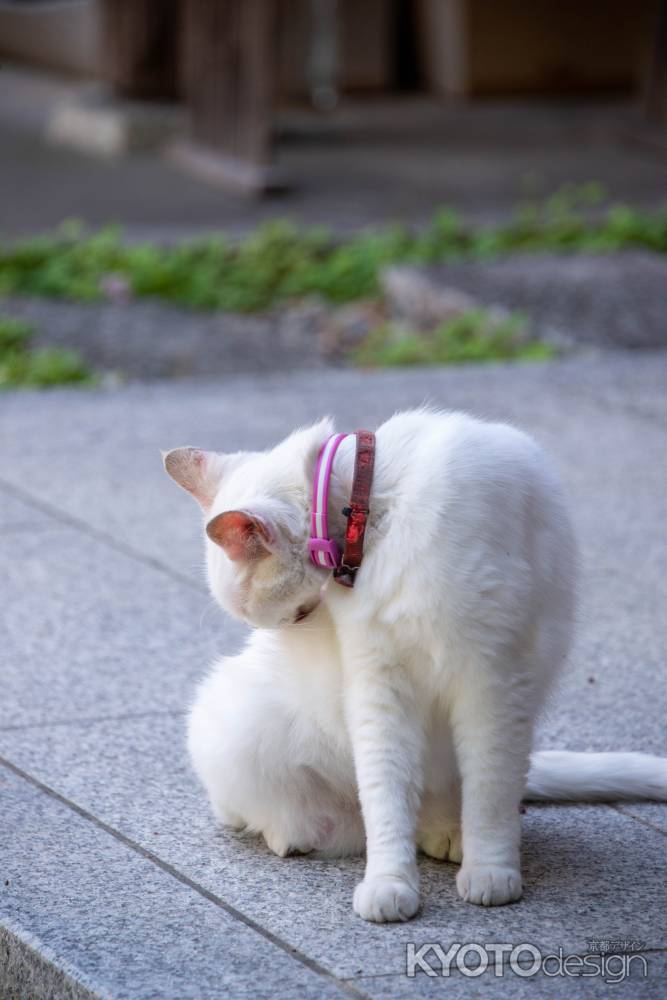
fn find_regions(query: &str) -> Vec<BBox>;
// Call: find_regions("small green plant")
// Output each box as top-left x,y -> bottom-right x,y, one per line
0,186 -> 665,314
354,310 -> 554,367
0,316 -> 32,352
0,316 -> 94,388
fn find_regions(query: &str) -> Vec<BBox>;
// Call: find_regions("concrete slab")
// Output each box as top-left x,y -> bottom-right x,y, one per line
0,490 -> 53,531
0,766 -> 352,1000
1,716 -> 665,982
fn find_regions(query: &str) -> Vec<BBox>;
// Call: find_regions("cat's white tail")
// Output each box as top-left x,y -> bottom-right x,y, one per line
525,751 -> 667,802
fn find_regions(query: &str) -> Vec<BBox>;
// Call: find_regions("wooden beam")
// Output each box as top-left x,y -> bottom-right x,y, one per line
100,0 -> 181,101
645,0 -> 667,121
177,0 -> 281,192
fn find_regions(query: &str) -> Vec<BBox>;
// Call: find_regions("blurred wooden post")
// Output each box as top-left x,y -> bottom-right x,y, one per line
100,0 -> 181,100
645,0 -> 667,121
175,0 -> 283,193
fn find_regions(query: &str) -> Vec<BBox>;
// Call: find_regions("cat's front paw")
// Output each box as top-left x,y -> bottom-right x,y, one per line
456,864 -> 522,906
353,874 -> 420,923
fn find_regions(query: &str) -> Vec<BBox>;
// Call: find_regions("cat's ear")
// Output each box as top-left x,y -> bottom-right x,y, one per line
162,447 -> 227,510
206,510 -> 273,562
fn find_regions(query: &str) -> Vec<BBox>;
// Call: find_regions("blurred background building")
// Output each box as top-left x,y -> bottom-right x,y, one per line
1,0 -> 666,199
1,5 -> 667,417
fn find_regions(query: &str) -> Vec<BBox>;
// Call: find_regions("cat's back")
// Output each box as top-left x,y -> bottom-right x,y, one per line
365,409 -> 575,653
375,408 -> 555,508
372,408 -> 573,574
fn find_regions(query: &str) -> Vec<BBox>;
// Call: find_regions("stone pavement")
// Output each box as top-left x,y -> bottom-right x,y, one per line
1,353 -> 666,998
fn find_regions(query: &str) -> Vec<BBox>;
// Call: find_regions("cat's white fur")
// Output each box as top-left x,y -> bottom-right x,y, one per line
164,410 -> 667,922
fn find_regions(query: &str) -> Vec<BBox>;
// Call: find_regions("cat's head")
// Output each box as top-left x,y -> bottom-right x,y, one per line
163,420 -> 333,628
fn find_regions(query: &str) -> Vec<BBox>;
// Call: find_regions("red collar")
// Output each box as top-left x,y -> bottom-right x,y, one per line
308,430 -> 376,589
334,430 -> 375,588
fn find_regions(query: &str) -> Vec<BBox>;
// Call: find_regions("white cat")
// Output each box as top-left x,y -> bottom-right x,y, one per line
164,410 -> 667,923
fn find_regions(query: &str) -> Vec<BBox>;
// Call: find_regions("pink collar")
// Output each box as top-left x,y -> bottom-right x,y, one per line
308,433 -> 349,569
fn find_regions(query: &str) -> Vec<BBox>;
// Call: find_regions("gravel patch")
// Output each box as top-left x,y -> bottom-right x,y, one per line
0,297 -> 331,379
422,250 -> 667,349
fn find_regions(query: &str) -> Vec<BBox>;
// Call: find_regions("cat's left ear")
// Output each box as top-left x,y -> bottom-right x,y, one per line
162,447 -> 228,510
206,510 -> 273,561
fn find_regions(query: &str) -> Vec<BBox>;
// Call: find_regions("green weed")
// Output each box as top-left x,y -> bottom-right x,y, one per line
1,187 -> 665,314
0,316 -> 94,388
354,310 -> 554,367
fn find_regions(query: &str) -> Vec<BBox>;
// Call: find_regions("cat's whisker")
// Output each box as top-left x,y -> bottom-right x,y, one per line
198,599 -> 220,630
292,625 -> 337,634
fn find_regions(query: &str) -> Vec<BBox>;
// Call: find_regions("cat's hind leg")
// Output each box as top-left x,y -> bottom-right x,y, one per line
418,723 -> 462,863
417,793 -> 462,864
187,651 -> 362,857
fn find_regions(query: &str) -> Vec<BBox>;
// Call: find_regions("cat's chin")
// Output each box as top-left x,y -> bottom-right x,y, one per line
293,600 -> 320,624
230,598 -> 321,630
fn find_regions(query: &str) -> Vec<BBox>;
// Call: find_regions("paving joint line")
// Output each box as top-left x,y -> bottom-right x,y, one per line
0,755 -> 374,1000
0,709 -> 185,734
0,477 -> 207,596
610,803 -> 667,838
